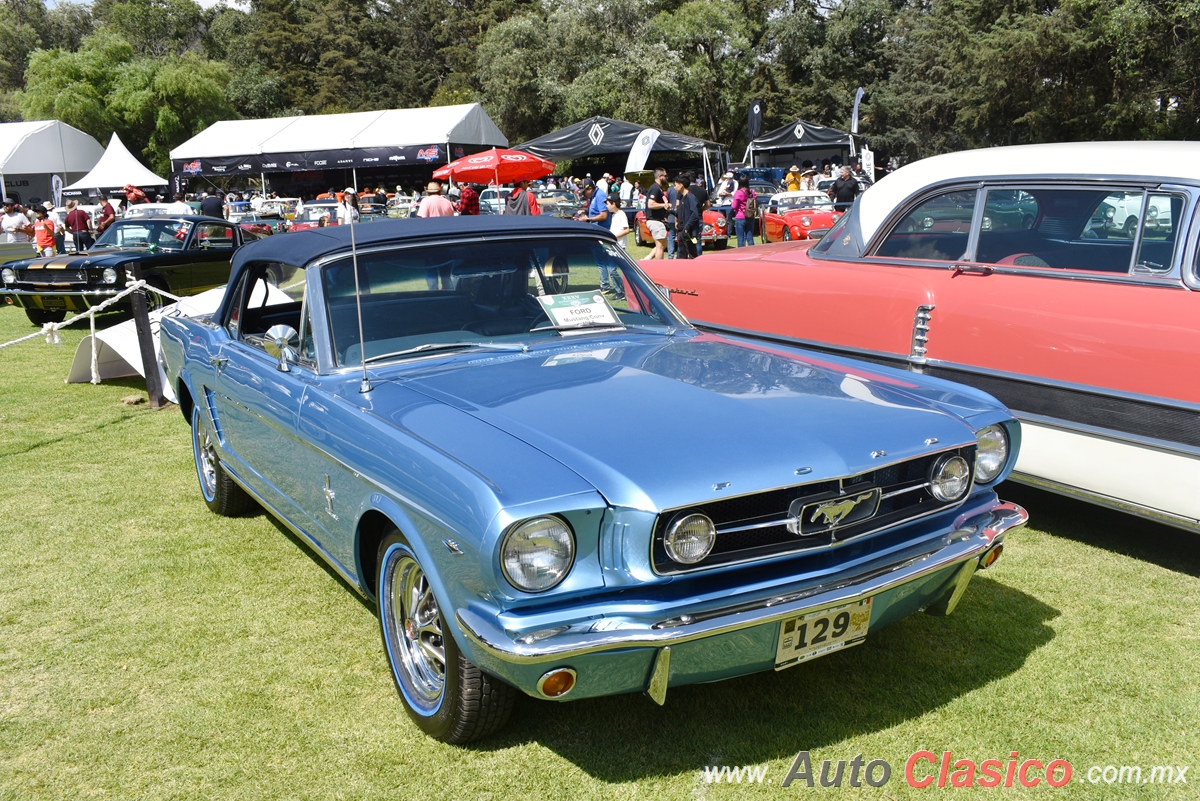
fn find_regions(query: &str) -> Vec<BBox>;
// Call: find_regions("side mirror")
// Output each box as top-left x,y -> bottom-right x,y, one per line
264,324 -> 299,372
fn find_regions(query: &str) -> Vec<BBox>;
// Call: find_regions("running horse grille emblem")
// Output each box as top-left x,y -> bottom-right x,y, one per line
789,489 -> 881,536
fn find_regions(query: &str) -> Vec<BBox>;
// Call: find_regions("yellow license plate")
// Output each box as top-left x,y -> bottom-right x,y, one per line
774,598 -> 871,670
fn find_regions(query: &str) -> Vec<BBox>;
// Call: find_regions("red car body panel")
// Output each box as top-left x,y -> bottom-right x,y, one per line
635,209 -> 728,247
647,247 -> 1200,405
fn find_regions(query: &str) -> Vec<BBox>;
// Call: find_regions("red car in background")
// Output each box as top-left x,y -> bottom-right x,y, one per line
288,201 -> 341,232
634,208 -> 729,250
760,191 -> 843,242
644,141 -> 1200,535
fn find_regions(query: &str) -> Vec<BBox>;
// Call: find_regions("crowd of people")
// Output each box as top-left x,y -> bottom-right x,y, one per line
3,158 -> 871,260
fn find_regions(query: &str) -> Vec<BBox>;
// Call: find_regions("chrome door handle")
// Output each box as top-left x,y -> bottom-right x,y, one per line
210,356 -> 228,372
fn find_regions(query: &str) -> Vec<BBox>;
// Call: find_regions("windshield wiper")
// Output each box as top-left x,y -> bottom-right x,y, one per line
363,341 -> 528,363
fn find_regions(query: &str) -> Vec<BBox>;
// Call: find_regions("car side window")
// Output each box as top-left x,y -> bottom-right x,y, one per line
190,222 -> 236,250
875,190 -> 975,261
971,188 -> 1184,276
234,262 -> 310,363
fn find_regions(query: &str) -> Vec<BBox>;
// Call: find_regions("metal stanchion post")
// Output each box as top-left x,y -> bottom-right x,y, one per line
128,264 -> 166,408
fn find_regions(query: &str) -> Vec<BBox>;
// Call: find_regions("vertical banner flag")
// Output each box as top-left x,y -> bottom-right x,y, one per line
748,99 -> 764,141
625,129 -> 661,174
861,145 -> 874,179
51,175 -> 63,208
851,87 -> 866,134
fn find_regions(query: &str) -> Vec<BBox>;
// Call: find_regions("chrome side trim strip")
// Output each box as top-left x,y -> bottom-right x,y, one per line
1009,472 -> 1200,534
1017,413 -> 1200,460
455,503 -> 1028,664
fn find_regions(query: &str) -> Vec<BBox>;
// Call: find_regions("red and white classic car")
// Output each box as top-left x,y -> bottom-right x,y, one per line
644,142 -> 1200,533
761,191 -> 844,242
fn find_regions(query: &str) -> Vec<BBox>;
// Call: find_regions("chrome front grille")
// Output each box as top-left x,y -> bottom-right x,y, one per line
651,447 -> 976,574
18,268 -> 88,285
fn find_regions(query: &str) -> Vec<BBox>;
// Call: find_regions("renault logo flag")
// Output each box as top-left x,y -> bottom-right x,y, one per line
748,98 -> 764,141
625,129 -> 660,174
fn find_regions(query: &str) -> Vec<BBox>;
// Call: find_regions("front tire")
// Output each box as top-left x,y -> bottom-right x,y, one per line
378,531 -> 516,743
191,405 -> 255,516
26,308 -> 66,326
782,228 -> 793,241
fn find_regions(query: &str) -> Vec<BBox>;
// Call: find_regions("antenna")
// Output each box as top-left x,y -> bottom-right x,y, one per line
348,198 -> 372,393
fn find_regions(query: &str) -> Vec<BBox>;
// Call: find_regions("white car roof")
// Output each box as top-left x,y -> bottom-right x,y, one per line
857,140 -> 1200,244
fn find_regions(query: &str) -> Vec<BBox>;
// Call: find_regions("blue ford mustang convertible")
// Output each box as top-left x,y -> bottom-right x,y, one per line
160,217 -> 1027,743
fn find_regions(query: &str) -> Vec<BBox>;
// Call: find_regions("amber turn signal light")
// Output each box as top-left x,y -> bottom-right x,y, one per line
536,668 -> 577,698
980,544 -> 1004,569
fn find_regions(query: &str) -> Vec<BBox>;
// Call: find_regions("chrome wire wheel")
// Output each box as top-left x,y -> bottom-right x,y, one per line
381,549 -> 446,713
193,411 -> 218,502
194,419 -> 218,501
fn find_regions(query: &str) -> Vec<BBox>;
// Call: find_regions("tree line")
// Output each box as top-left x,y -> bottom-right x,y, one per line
2,0 -> 1197,174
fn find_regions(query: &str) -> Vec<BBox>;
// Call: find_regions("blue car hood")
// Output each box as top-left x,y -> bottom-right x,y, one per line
396,333 -> 985,512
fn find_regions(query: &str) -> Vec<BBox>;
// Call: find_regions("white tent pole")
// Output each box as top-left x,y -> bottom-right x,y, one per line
260,172 -> 266,195
352,167 -> 358,193
0,170 -> 6,200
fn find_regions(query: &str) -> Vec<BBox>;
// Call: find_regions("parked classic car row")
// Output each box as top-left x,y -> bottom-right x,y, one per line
161,216 -> 1026,743
646,141 -> 1200,534
1,215 -> 260,325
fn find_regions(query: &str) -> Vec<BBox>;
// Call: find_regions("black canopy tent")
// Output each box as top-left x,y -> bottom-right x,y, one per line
514,116 -> 728,187
747,120 -> 855,169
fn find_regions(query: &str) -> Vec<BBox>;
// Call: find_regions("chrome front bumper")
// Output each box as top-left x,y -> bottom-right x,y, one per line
0,286 -> 121,310
457,502 -> 1026,668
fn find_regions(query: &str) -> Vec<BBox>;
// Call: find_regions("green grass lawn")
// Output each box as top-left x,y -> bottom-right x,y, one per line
1,304 -> 1197,800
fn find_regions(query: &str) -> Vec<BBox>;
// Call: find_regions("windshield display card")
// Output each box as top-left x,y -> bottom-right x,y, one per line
537,291 -> 623,331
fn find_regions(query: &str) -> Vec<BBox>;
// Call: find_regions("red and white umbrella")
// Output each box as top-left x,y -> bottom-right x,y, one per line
432,148 -> 555,185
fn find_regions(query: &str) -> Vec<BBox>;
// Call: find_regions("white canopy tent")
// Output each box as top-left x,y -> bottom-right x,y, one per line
63,133 -> 168,197
169,104 -> 509,186
0,120 -> 104,205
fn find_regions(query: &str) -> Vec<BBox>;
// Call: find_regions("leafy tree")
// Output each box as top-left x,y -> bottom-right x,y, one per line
20,31 -> 232,173
0,0 -> 49,91
102,0 -> 203,57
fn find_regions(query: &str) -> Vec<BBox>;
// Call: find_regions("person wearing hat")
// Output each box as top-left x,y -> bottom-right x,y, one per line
799,168 -> 818,191
338,188 -> 359,225
2,198 -> 32,243
784,165 -> 804,192
716,171 -> 737,203
31,206 -> 57,257
65,199 -> 95,251
417,181 -> 456,217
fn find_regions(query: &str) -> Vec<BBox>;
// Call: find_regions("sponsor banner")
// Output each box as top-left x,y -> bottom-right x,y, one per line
172,144 -> 456,177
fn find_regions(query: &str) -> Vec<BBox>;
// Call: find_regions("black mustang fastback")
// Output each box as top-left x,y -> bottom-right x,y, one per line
0,215 -> 261,325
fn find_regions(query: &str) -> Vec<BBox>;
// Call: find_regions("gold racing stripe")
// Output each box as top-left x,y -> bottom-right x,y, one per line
26,257 -> 75,270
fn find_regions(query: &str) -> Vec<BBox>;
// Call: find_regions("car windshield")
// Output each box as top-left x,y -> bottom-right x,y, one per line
299,206 -> 337,222
777,196 -> 834,212
94,219 -> 191,251
321,236 -> 688,367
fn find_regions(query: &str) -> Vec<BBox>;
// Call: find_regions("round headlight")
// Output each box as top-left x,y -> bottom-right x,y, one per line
716,215 -> 727,226
929,454 -> 971,502
801,215 -> 812,227
1148,205 -> 1159,218
102,267 -> 118,284
500,517 -> 574,592
974,424 -> 1009,483
1,267 -> 14,284
664,513 -> 716,565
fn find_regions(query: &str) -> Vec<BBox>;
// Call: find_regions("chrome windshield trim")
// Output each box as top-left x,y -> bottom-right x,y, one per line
455,502 -> 1027,663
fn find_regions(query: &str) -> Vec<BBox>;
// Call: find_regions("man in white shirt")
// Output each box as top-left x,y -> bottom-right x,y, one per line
165,193 -> 192,215
2,199 -> 32,243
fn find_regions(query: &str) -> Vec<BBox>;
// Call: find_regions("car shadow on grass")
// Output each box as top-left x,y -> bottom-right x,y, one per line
1000,483 -> 1200,578
479,576 -> 1057,779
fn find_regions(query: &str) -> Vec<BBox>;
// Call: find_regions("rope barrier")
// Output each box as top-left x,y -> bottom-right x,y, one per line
0,281 -> 185,358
